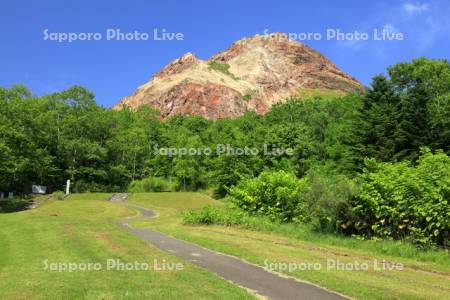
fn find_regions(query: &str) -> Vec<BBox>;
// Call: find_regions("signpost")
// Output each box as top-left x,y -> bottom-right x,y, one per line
65,180 -> 71,195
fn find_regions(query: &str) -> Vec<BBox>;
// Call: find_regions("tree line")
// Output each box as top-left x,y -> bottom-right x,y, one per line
0,57 -> 448,197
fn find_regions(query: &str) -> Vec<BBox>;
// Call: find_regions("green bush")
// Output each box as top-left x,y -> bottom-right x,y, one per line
350,149 -> 450,247
224,152 -> 450,248
0,197 -> 32,212
52,191 -> 65,200
300,171 -> 358,232
183,205 -> 278,230
228,171 -> 307,222
128,177 -> 175,192
183,206 -> 233,225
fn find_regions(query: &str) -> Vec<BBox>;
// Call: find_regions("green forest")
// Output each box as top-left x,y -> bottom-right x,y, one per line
1,58 -> 449,248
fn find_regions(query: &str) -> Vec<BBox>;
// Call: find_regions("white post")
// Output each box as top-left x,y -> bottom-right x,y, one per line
66,180 -> 71,195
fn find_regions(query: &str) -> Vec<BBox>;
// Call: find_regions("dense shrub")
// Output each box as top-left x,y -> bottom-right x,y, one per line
300,171 -> 358,232
184,205 -> 243,225
227,171 -> 307,222
0,197 -> 32,212
350,149 -> 450,247
225,151 -> 450,247
183,205 -> 278,230
128,177 -> 175,192
52,191 -> 65,200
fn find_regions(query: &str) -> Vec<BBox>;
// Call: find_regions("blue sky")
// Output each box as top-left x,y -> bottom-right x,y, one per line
1,0 -> 449,107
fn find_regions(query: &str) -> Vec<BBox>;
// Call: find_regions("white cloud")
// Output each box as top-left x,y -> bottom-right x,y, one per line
403,3 -> 429,15
337,23 -> 400,58
382,23 -> 399,35
336,1 -> 450,56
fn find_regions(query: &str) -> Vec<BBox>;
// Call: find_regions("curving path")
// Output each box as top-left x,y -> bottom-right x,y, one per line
109,193 -> 347,300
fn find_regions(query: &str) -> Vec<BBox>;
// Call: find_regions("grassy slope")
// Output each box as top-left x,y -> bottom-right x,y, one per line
129,192 -> 450,300
0,193 -> 254,300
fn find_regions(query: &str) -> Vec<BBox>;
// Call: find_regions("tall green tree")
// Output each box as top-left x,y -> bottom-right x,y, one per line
361,58 -> 450,161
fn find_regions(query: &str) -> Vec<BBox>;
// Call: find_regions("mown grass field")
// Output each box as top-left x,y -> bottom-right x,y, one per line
0,193 -> 254,299
1,192 -> 449,300
129,193 -> 450,300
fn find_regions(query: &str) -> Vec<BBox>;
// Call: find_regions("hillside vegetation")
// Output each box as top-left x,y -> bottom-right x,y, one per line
1,58 -> 449,248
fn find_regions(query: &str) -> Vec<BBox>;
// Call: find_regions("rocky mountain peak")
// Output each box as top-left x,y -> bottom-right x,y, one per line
114,33 -> 363,119
154,52 -> 199,79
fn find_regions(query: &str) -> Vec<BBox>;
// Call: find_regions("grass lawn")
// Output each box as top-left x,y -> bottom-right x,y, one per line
129,192 -> 450,300
0,193 -> 255,300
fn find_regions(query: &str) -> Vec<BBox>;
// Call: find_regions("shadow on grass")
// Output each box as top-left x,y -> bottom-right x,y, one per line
0,197 -> 34,213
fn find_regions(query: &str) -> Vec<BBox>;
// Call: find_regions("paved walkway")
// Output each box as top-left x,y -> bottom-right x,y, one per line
109,193 -> 347,300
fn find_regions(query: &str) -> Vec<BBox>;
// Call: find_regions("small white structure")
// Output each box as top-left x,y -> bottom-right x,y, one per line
65,180 -> 71,195
32,185 -> 47,194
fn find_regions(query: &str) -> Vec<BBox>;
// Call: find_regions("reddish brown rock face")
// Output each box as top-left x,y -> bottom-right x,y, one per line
155,82 -> 268,119
114,33 -> 364,119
